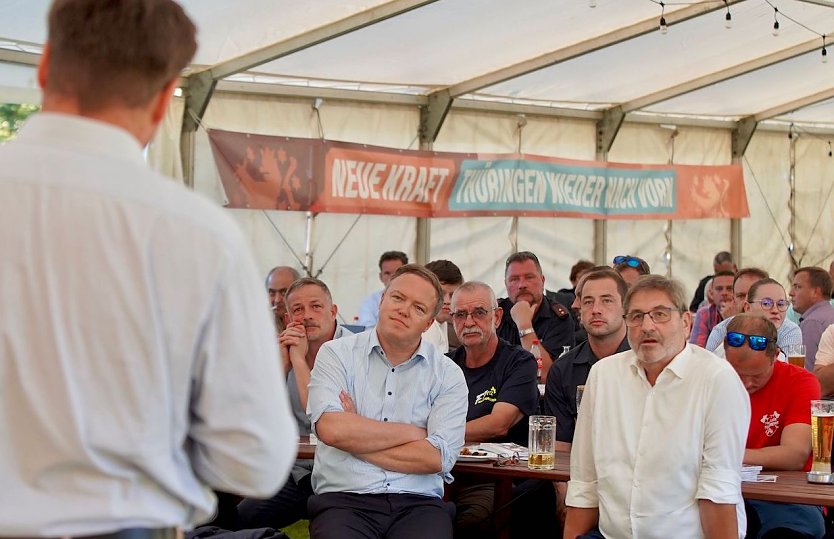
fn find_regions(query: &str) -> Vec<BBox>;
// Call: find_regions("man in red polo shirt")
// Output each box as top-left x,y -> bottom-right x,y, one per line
724,314 -> 824,539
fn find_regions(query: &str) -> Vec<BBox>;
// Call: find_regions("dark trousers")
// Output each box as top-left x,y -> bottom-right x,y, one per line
307,492 -> 453,539
237,474 -> 313,530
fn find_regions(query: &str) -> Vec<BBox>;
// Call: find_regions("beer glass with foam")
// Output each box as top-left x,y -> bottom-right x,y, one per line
528,415 -> 556,470
787,344 -> 806,369
811,400 -> 834,473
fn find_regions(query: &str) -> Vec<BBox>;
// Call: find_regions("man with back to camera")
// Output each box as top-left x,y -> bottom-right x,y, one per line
0,0 -> 297,536
565,275 -> 750,539
357,250 -> 408,327
265,265 -> 302,332
306,264 -> 468,539
496,251 -> 574,384
723,314 -> 824,539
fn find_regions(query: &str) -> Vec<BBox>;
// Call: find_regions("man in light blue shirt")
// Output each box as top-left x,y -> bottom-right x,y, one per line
308,264 -> 468,539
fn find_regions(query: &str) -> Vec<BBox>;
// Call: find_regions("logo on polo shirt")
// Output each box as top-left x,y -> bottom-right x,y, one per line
475,386 -> 497,405
760,411 -> 781,437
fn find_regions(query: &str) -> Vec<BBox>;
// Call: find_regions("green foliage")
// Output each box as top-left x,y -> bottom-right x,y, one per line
0,103 -> 39,142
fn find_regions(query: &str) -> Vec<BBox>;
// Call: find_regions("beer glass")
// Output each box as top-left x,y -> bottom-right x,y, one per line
811,400 -> 834,473
787,344 -> 806,369
528,415 -> 556,470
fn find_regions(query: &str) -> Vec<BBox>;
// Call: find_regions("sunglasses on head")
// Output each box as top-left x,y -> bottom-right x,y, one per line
726,331 -> 770,351
613,255 -> 641,268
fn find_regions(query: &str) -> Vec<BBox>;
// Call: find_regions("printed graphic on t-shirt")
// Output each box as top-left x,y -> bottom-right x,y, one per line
475,386 -> 497,405
760,411 -> 781,437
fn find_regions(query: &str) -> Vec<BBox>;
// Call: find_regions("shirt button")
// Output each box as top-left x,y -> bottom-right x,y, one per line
383,418 -> 388,422
386,483 -> 390,486
391,368 -> 395,372
388,391 -> 392,396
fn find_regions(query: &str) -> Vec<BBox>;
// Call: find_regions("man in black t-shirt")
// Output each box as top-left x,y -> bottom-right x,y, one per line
448,281 -> 545,538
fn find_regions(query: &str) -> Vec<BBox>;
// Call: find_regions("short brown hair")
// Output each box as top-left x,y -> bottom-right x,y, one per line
577,268 -> 628,305
285,277 -> 333,304
46,0 -> 197,111
796,266 -> 834,298
726,314 -> 778,360
624,275 -> 688,313
505,251 -> 542,275
379,251 -> 408,269
386,264 -> 443,317
425,259 -> 464,285
746,278 -> 784,302
733,267 -> 769,289
569,260 -> 595,283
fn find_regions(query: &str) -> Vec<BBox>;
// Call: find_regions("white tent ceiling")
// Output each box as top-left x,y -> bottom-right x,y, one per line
2,0 -> 834,128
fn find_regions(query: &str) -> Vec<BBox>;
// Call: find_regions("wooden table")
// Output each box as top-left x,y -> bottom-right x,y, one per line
297,441 -> 834,536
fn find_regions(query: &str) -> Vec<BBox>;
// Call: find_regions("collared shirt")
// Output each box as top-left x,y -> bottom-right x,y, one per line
814,325 -> 834,368
496,295 -> 574,358
543,336 -> 630,444
706,316 -> 802,359
689,304 -> 722,347
799,300 -> 834,370
0,113 -> 298,535
422,319 -> 450,353
308,329 -> 468,498
567,344 -> 750,538
357,289 -> 383,327
450,339 -> 539,446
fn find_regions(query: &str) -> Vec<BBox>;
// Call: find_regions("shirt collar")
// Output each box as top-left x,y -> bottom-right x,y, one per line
16,112 -> 145,165
369,327 -> 427,367
628,342 -> 694,382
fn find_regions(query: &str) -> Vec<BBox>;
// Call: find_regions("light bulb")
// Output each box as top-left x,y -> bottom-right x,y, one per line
773,21 -> 780,37
659,16 -> 668,34
725,12 -> 732,30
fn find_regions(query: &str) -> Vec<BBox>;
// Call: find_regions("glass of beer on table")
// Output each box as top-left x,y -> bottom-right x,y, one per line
528,415 -> 556,470
787,344 -> 806,369
811,400 -> 834,474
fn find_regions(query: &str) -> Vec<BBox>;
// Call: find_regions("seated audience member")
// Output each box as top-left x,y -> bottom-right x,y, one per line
423,259 -> 464,353
307,264 -> 468,539
689,270 -> 734,347
814,325 -> 834,397
704,268 -> 776,350
447,281 -> 543,538
690,251 -> 737,312
548,259 -> 595,345
723,314 -> 824,539
266,265 -> 301,332
543,268 -> 630,527
497,251 -> 574,384
357,250 -> 408,327
612,254 -> 650,287
565,275 -> 749,538
790,266 -> 834,370
237,278 -> 353,530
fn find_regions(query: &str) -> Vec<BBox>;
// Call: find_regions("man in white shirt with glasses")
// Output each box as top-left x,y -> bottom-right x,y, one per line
565,275 -> 750,539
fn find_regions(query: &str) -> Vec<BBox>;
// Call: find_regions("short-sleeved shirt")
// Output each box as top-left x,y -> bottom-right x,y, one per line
450,339 -> 539,446
689,304 -> 722,347
706,316 -> 802,357
747,361 -> 820,471
813,325 -> 834,368
496,295 -> 574,359
543,336 -> 631,443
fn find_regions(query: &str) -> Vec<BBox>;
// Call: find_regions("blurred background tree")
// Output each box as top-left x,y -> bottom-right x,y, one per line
0,103 -> 39,142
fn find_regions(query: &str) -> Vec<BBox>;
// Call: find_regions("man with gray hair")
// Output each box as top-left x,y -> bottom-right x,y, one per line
0,0 -> 297,536
266,265 -> 302,332
447,281 -> 541,537
565,275 -> 750,538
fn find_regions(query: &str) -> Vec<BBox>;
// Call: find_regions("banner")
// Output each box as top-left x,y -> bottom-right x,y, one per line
208,129 -> 749,220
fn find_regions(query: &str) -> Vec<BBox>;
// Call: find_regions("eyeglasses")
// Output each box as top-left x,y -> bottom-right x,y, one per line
613,255 -> 642,268
726,331 -> 770,351
493,453 -> 520,467
623,306 -> 678,327
749,297 -> 789,312
451,307 -> 495,323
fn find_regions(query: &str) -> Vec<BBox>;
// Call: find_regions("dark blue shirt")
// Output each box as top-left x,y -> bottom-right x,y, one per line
496,295 -> 575,360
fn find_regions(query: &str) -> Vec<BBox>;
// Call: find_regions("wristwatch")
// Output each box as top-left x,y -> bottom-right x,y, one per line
518,327 -> 535,338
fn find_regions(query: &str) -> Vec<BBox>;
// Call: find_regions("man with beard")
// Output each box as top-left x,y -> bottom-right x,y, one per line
236,277 -> 354,530
266,265 -> 301,332
565,275 -> 750,539
497,251 -> 574,384
307,265 -> 468,539
446,281 -> 541,538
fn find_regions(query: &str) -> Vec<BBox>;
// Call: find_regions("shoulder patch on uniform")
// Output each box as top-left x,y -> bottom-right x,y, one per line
551,302 -> 569,320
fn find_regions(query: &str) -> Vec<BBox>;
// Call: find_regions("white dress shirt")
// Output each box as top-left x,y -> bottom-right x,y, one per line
421,320 -> 449,353
567,344 -> 750,538
0,113 -> 298,535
